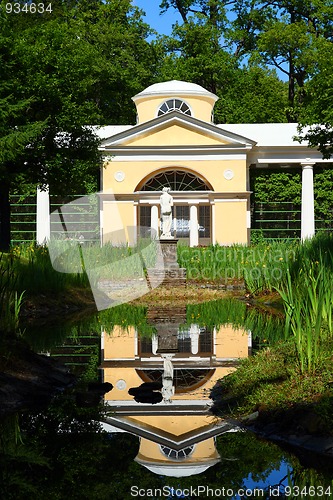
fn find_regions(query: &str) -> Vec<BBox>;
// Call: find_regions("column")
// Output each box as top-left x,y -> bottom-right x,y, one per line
189,204 -> 199,247
36,186 -> 50,245
211,202 -> 215,245
246,164 -> 251,244
150,204 -> 159,239
301,163 -> 315,241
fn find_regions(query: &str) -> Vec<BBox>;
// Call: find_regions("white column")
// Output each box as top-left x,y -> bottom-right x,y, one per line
246,164 -> 251,244
133,203 -> 138,245
211,202 -> 215,245
36,186 -> 50,245
151,204 -> 159,239
189,204 -> 199,247
301,163 -> 315,241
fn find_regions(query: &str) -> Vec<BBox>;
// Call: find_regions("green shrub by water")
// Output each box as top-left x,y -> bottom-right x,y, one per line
275,236 -> 333,374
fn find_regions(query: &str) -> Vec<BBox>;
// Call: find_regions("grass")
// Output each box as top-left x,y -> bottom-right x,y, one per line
214,338 -> 333,433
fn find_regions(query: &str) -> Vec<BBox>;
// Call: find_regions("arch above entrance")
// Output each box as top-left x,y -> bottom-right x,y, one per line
135,168 -> 213,192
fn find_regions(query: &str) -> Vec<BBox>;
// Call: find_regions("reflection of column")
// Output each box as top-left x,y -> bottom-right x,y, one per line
36,186 -> 50,245
190,205 -> 199,247
152,334 -> 158,355
151,204 -> 159,239
162,353 -> 175,404
190,324 -> 200,354
301,163 -> 315,241
248,330 -> 252,357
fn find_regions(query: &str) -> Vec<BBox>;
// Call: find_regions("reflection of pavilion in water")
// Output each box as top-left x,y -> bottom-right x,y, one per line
100,307 -> 251,477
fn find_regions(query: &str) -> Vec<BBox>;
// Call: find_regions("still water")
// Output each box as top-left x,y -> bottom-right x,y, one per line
1,299 -> 333,499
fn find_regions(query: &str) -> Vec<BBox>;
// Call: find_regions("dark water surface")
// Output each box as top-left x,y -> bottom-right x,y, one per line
1,299 -> 333,499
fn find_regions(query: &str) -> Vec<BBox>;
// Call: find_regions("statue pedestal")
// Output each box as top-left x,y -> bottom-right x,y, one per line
147,239 -> 186,288
158,238 -> 179,270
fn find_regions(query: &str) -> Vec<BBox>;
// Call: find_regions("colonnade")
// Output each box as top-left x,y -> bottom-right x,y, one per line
36,163 -> 317,245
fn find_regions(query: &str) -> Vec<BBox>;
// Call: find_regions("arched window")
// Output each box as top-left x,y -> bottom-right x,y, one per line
158,99 -> 192,117
139,170 -> 211,191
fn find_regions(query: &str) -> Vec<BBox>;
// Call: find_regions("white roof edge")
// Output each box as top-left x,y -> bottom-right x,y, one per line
218,123 -> 308,147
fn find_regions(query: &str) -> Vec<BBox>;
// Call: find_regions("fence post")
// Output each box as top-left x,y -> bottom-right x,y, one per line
36,186 -> 50,244
301,162 -> 315,241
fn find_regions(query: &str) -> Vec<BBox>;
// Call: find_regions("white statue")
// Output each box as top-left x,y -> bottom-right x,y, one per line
160,187 -> 173,238
161,353 -> 175,404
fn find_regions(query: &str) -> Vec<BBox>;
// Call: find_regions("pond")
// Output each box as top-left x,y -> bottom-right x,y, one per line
1,298 -> 333,499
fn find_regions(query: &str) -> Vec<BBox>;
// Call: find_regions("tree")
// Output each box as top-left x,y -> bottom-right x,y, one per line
0,0 -> 156,250
296,40 -> 333,158
155,16 -> 288,121
160,0 -> 333,122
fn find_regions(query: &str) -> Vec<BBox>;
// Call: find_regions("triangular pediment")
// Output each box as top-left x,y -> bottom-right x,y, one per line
100,112 -> 256,150
103,414 -> 237,450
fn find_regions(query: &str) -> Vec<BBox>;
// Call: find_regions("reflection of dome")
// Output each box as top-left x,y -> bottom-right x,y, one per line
135,460 -> 220,477
133,80 -> 218,101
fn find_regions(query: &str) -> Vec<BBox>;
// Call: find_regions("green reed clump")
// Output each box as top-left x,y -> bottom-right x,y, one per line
0,253 -> 25,335
276,252 -> 333,374
9,243 -> 89,294
177,241 -> 297,293
49,238 -> 160,286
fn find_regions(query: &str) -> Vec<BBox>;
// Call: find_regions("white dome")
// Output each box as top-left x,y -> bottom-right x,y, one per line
133,80 -> 218,102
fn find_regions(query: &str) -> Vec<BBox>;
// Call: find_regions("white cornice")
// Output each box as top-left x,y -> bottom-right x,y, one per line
99,191 -> 251,202
249,146 -> 331,164
108,153 -> 247,161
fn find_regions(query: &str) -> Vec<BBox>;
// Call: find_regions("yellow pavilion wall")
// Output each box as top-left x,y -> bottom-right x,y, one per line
103,159 -> 246,194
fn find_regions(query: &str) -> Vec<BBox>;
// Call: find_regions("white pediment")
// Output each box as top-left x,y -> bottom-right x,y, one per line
99,112 -> 257,150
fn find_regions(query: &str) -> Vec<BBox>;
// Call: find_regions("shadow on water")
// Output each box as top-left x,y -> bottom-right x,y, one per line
1,297 -> 333,498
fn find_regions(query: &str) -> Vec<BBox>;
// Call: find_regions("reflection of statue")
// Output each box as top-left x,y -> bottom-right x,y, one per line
160,187 -> 173,238
161,353 -> 175,404
128,382 -> 163,404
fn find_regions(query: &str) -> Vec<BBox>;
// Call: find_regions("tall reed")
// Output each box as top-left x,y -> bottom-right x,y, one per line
275,253 -> 333,374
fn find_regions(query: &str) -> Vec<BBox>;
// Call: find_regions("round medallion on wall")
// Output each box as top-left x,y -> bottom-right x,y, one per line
114,171 -> 125,182
223,169 -> 234,180
116,379 -> 127,391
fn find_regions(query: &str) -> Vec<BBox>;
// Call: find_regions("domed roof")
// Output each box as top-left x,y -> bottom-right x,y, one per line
132,80 -> 218,102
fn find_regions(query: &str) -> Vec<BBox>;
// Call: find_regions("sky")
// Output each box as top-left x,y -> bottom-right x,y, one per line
133,0 -> 181,36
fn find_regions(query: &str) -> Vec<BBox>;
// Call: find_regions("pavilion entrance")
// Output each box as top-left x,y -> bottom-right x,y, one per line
137,169 -> 212,246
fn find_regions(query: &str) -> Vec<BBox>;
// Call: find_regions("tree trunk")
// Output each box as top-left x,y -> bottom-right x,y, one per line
175,0 -> 188,23
0,182 -> 11,251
